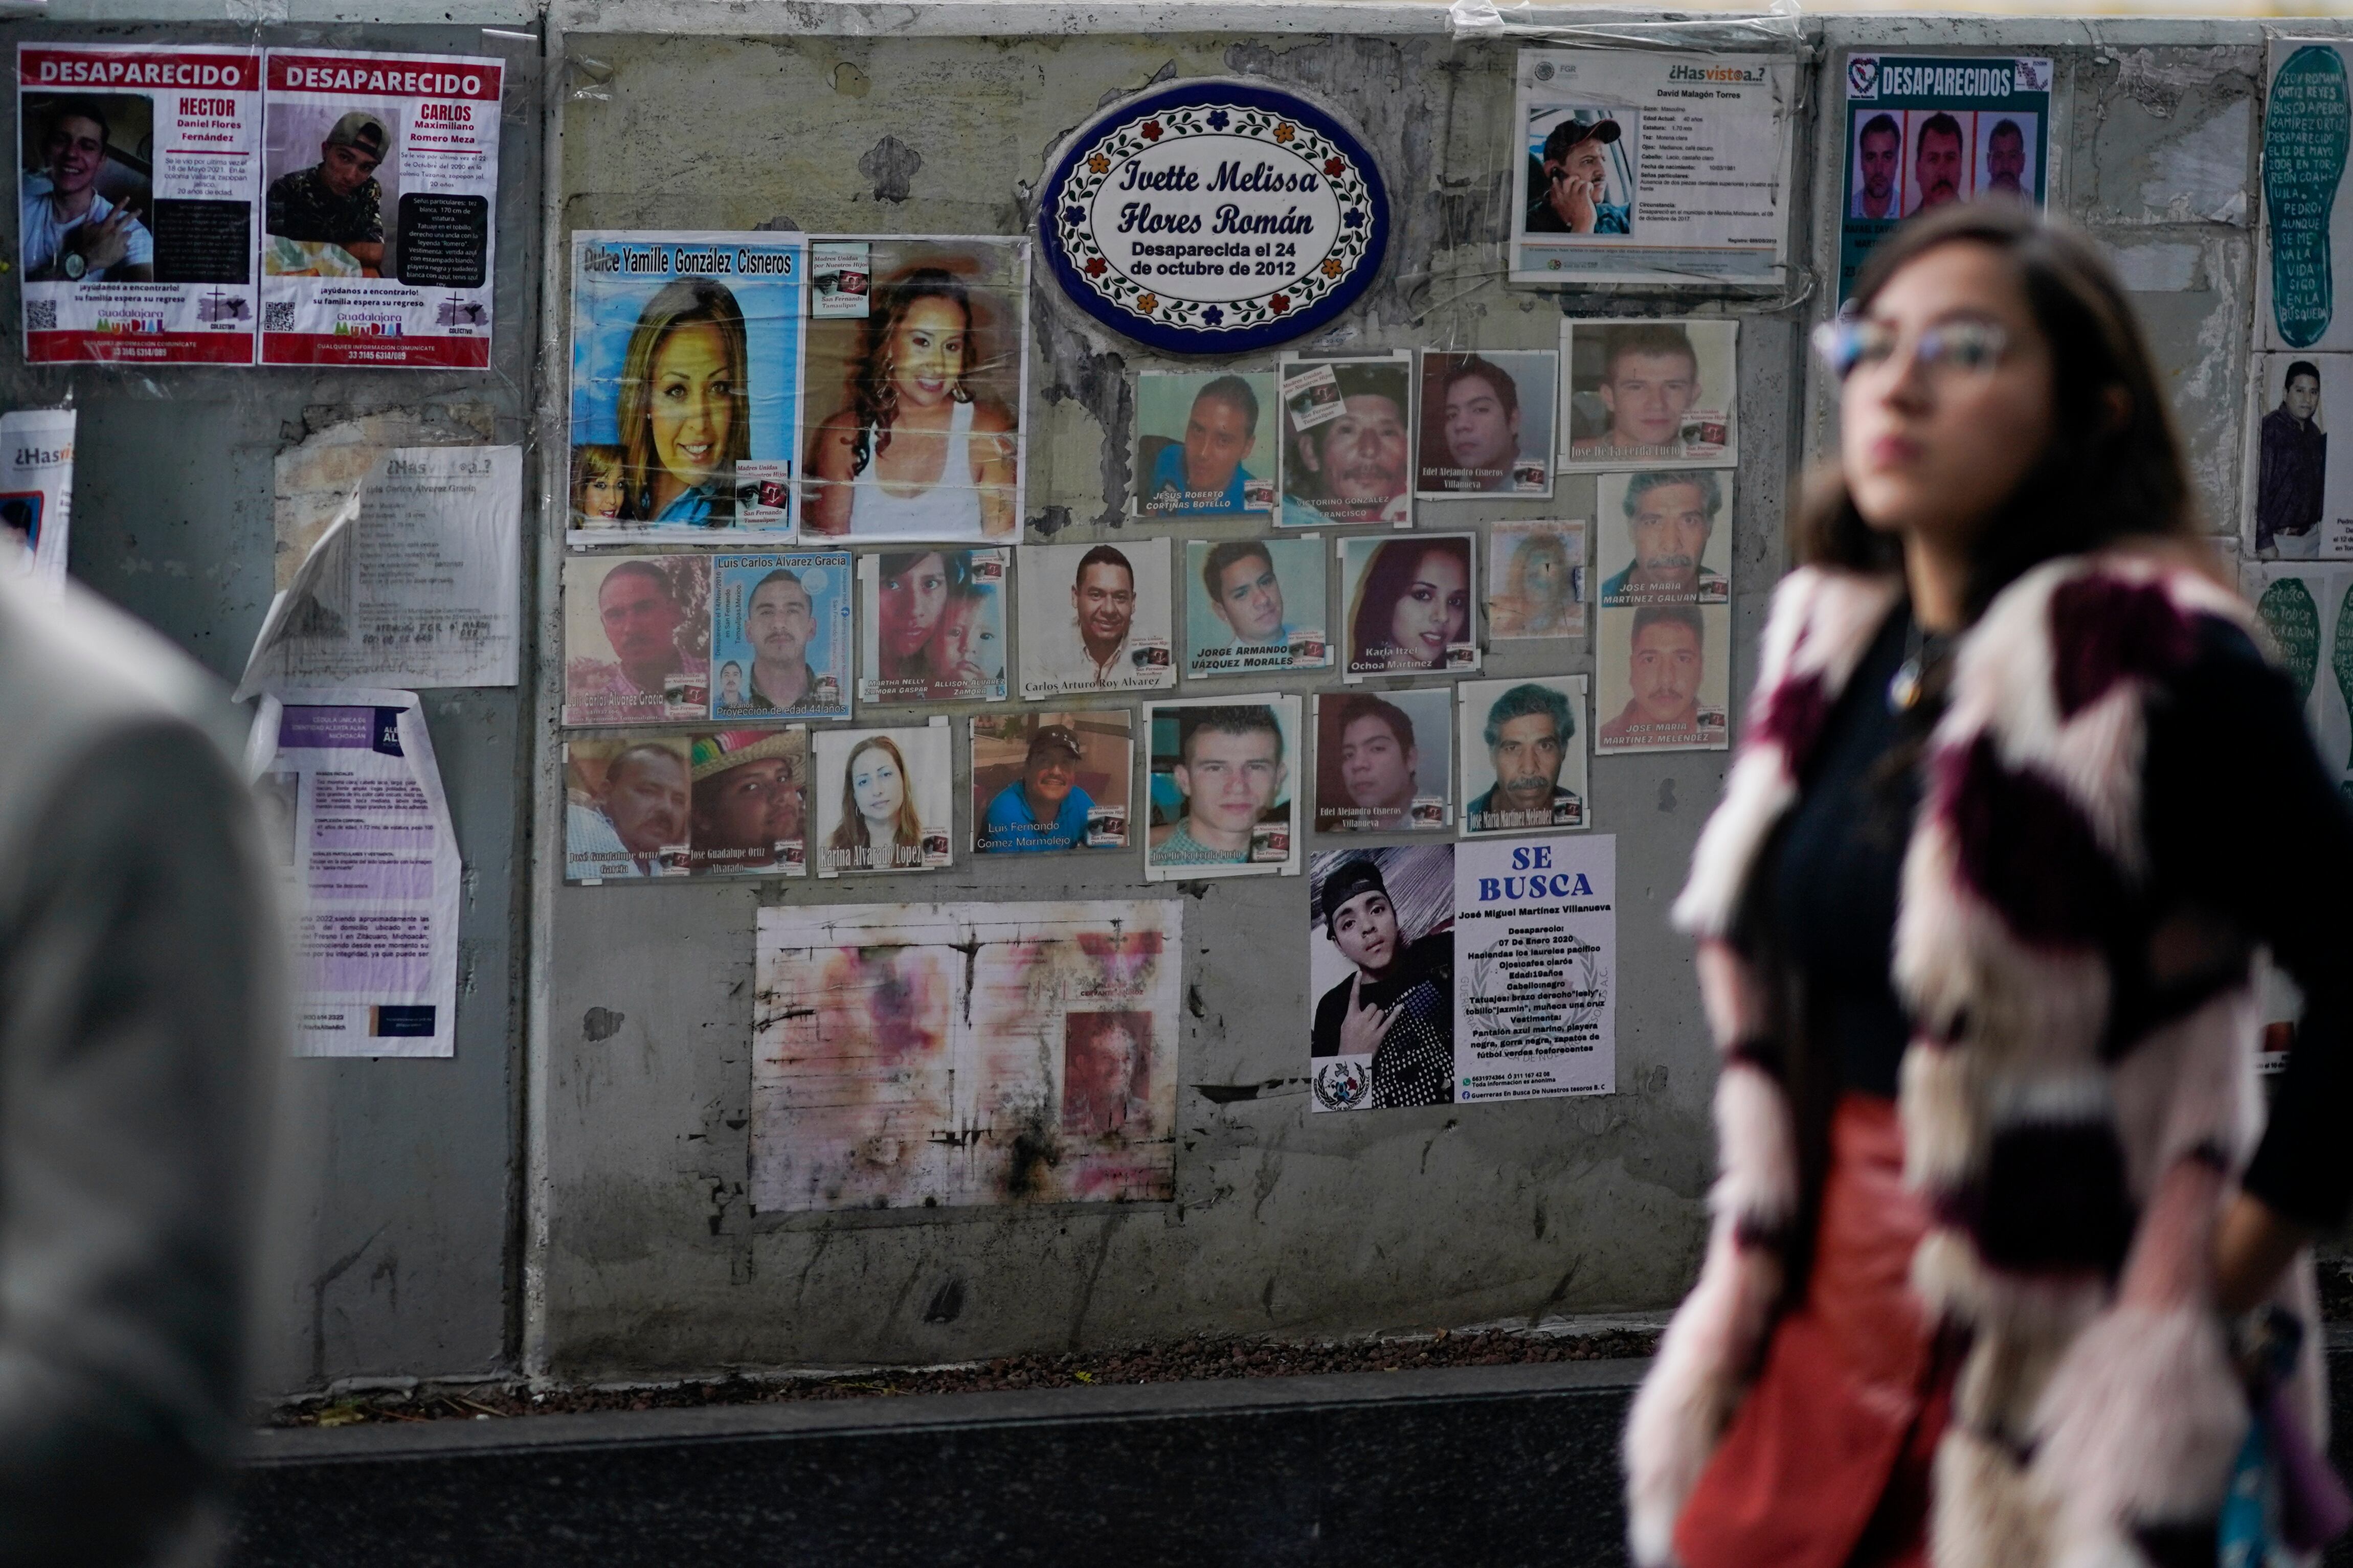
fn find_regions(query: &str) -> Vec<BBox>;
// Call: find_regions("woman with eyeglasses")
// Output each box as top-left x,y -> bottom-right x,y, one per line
1625,202 -> 2353,1568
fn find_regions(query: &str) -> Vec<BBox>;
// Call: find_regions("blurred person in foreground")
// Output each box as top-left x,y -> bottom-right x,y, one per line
1628,202 -> 2353,1567
0,563 -> 278,1563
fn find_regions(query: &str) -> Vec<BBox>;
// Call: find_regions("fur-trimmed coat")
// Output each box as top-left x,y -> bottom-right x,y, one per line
1623,553 -> 2326,1567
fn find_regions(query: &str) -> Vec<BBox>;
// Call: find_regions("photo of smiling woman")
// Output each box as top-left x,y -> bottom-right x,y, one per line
857,547 -> 1010,703
615,277 -> 751,526
802,239 -> 1030,542
812,721 -> 954,876
1340,533 -> 1480,680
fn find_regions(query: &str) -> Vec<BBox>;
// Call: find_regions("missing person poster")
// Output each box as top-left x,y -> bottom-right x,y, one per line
859,547 -> 1009,704
569,232 -> 804,539
17,44 -> 262,365
560,553 -> 711,726
1487,519 -> 1585,641
251,688 -> 461,1058
1184,537 -> 1329,678
259,48 -> 502,367
1510,48 -> 1796,287
1134,370 -> 1278,519
2247,353 -> 2353,559
1595,600 -> 1731,753
2261,41 -> 2353,353
1415,350 -> 1557,498
811,720 -> 954,876
562,727 -> 809,882
1337,532 -> 1478,681
751,899 -> 1181,1213
1278,352 -> 1413,528
1017,537 -> 1176,699
1143,693 -> 1301,881
1313,688 -> 1452,834
710,550 -> 851,721
1459,676 -> 1588,834
1837,54 -> 2051,302
972,710 -> 1133,855
1561,319 -> 1738,472
0,407 -> 74,596
1307,835 -> 1615,1112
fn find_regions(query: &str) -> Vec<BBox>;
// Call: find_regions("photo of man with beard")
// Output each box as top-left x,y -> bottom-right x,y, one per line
1308,851 -> 1455,1110
1850,113 -> 1901,220
688,729 -> 807,876
565,738 -> 691,879
1279,356 -> 1414,527
1908,111 -> 1967,214
562,555 -> 711,724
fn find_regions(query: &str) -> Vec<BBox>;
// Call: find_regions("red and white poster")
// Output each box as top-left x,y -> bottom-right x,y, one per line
16,44 -> 262,365
259,49 -> 501,368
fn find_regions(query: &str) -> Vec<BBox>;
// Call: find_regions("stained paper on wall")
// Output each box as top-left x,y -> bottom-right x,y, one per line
752,900 -> 1181,1213
260,48 -> 502,368
237,445 -> 521,698
0,407 -> 74,595
250,688 -> 460,1058
17,44 -> 262,365
1486,519 -> 1585,641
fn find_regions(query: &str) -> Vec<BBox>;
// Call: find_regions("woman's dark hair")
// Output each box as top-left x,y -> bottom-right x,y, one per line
1798,202 -> 2199,621
850,268 -> 976,479
1347,539 -> 1471,671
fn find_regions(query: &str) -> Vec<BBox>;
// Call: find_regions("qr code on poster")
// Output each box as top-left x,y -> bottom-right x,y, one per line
24,301 -> 55,330
264,302 -> 296,332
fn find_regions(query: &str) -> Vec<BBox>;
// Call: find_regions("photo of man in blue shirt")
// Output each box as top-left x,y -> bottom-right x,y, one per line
979,723 -> 1096,853
1141,375 -> 1263,516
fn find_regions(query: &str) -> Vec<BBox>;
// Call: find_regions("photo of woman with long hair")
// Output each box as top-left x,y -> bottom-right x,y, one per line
805,263 -> 1018,540
615,276 -> 752,527
875,550 -> 965,684
821,732 -> 936,873
1343,535 -> 1475,676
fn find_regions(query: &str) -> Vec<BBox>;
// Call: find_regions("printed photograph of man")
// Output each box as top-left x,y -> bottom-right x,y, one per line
1145,697 -> 1299,879
1314,689 -> 1452,834
1981,116 -> 2031,200
20,93 -> 154,283
1522,111 -> 1632,236
1908,111 -> 1967,215
971,711 -> 1132,855
1415,351 -> 1559,497
561,555 -> 711,725
1598,470 -> 1731,605
1062,1012 -> 1155,1138
1460,678 -> 1586,835
1018,539 -> 1175,698
709,552 -> 849,721
1488,520 -> 1585,641
1184,538 -> 1328,678
565,738 -> 690,879
1849,112 -> 1902,220
265,110 -> 387,274
1278,357 -> 1413,527
688,728 -> 806,876
2258,358 -> 2328,559
1134,372 -> 1275,518
735,569 -> 825,714
1596,602 -> 1729,753
1563,319 -> 1738,468
1307,848 -> 1455,1110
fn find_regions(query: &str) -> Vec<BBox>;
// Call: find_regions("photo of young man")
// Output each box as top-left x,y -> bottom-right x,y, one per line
1184,538 -> 1329,678
19,94 -> 153,283
2256,357 -> 2329,559
1562,319 -> 1738,469
971,710 -> 1133,855
1306,846 -> 1456,1112
687,728 -> 808,877
1134,372 -> 1275,518
1415,350 -> 1559,498
1314,689 -> 1452,834
710,552 -> 851,721
1595,602 -> 1729,753
1458,677 -> 1587,834
1144,697 -> 1301,880
1017,539 -> 1175,698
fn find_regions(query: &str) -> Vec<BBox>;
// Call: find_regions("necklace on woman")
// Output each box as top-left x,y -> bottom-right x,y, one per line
1887,610 -> 1946,715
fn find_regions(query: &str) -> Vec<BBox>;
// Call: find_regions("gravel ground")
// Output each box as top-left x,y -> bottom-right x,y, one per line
271,1326 -> 1663,1428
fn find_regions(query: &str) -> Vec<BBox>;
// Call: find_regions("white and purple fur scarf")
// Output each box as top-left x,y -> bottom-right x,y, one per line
1623,554 -> 2325,1568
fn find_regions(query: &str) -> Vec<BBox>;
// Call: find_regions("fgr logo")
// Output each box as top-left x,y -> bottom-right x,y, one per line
1848,57 -> 1880,99
1313,1059 -> 1370,1110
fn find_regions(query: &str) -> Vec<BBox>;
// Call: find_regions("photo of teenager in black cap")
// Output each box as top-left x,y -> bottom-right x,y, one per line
265,109 -> 388,274
1523,110 -> 1632,236
1307,847 -> 1456,1110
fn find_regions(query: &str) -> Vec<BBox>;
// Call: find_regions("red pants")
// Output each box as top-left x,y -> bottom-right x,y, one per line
1675,1093 -> 1959,1568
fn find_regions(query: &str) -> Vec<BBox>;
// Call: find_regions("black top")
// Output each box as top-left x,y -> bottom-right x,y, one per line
1766,601 -> 2353,1229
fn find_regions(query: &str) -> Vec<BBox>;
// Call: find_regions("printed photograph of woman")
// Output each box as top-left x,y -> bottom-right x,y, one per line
1340,533 -> 1479,679
812,722 -> 954,876
572,443 -> 624,529
858,548 -> 1010,703
802,240 -> 1029,541
616,277 -> 750,527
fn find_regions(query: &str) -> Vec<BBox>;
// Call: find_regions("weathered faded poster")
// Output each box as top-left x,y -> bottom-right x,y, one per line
752,900 -> 1182,1213
2261,40 -> 2353,352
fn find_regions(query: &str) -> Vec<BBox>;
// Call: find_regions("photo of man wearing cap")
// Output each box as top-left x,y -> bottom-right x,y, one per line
978,723 -> 1099,854
266,110 -> 388,272
1308,851 -> 1455,1109
1525,112 -> 1631,236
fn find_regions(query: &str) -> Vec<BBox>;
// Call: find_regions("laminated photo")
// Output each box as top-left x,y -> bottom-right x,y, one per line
972,709 -> 1134,855
811,720 -> 954,876
563,733 -> 691,880
751,899 -> 1181,1212
801,236 -> 1028,542
1415,350 -> 1558,498
858,547 -> 1009,705
1184,537 -> 1330,679
1561,318 -> 1738,471
1308,845 -> 1456,1112
1595,470 -> 1733,606
561,553 -> 712,726
1313,687 -> 1453,834
1277,352 -> 1413,527
1511,47 -> 1796,287
1133,371 -> 1279,519
1017,537 -> 1176,699
2247,354 -> 2353,559
259,48 -> 502,368
17,45 -> 262,365
569,231 -> 806,539
1458,676 -> 1589,834
1336,532 -> 1480,681
1142,693 -> 1302,881
1487,518 -> 1586,641
1594,600 -> 1731,753
710,551 -> 851,721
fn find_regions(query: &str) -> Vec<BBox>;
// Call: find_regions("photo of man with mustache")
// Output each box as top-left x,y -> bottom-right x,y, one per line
1281,361 -> 1413,527
1909,111 -> 1966,214
566,740 -> 690,879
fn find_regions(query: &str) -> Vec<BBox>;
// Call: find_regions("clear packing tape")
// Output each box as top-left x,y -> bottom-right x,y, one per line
1447,0 -> 1812,61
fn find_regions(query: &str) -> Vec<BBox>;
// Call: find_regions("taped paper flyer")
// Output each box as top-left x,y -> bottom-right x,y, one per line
0,407 -> 75,596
